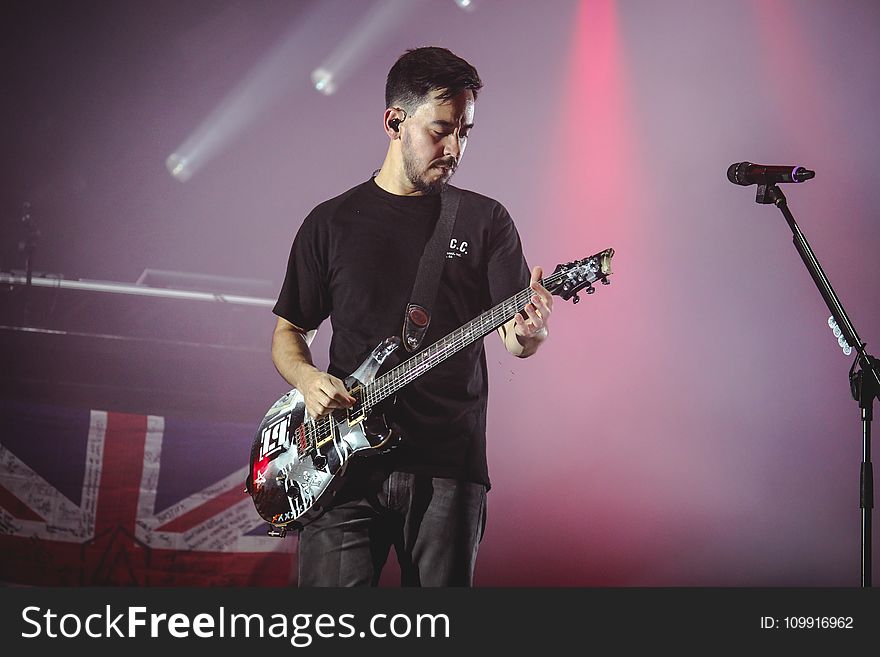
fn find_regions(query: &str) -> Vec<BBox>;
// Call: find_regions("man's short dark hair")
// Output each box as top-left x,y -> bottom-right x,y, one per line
385,46 -> 482,111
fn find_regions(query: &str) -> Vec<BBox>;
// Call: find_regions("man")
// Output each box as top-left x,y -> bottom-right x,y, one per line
271,47 -> 552,586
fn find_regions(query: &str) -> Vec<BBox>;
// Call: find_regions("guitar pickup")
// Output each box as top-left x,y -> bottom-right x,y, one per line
314,416 -> 335,449
346,385 -> 367,426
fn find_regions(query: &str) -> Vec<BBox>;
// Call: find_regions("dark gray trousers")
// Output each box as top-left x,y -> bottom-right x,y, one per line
297,468 -> 487,587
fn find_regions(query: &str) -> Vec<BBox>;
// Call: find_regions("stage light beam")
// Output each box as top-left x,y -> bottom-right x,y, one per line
308,0 -> 424,97
310,68 -> 336,96
163,3 -> 327,183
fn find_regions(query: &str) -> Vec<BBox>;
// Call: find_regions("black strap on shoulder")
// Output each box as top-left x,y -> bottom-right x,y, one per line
402,185 -> 462,353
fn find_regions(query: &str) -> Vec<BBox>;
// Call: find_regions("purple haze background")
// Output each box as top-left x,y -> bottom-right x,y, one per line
2,0 -> 879,586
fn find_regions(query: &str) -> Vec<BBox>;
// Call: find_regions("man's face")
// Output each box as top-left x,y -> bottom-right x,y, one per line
400,88 -> 475,195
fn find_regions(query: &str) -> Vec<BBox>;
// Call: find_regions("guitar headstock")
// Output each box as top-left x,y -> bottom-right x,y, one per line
545,248 -> 614,304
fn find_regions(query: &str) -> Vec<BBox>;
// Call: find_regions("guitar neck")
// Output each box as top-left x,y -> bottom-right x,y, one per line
363,269 -> 566,408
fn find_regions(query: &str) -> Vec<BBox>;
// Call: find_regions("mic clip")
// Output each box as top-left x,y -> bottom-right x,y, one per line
755,183 -> 781,205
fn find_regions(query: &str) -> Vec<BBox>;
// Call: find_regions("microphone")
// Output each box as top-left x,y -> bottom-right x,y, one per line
727,161 -> 815,186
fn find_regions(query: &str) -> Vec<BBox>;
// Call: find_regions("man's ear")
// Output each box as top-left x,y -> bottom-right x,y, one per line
384,107 -> 407,138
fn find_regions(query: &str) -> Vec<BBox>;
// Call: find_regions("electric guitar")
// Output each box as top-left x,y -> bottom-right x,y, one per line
246,248 -> 615,536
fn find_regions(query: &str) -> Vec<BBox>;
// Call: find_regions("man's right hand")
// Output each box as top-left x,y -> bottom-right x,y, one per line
298,370 -> 356,419
271,317 -> 355,418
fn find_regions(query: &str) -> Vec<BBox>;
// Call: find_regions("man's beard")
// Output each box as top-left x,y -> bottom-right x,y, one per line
402,141 -> 455,194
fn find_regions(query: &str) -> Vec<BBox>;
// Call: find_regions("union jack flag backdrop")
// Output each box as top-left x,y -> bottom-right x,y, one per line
0,400 -> 295,586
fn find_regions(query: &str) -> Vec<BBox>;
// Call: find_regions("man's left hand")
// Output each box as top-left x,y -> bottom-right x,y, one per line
514,265 -> 552,341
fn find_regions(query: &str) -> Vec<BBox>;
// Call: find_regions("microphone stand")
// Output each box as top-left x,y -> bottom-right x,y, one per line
756,183 -> 879,587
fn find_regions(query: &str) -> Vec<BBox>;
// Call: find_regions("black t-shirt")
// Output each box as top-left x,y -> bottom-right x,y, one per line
273,178 -> 529,487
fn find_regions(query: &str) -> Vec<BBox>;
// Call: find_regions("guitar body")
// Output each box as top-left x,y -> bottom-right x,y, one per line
246,337 -> 400,531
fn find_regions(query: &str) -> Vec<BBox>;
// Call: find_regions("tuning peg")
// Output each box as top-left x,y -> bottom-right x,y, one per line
600,276 -> 610,285
571,293 -> 580,304
586,286 -> 596,294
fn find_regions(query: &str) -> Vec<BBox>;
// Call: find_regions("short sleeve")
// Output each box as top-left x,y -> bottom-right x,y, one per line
486,203 -> 530,307
272,209 -> 331,330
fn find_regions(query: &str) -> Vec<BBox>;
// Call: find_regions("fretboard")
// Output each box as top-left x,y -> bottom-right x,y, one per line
362,268 -> 566,408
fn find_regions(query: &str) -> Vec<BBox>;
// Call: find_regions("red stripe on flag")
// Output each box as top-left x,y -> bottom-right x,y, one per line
156,485 -> 247,532
94,412 -> 147,536
0,483 -> 44,521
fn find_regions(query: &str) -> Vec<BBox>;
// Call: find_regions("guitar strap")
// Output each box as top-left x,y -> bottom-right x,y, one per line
402,185 -> 462,353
